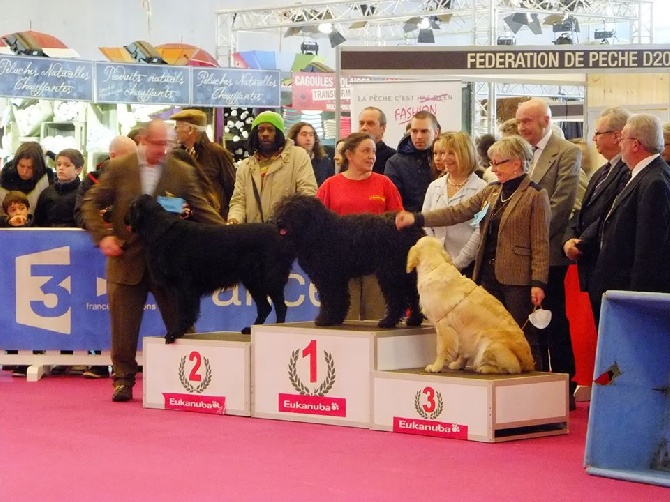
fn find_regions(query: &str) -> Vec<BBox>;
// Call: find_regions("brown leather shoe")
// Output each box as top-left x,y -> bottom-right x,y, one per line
112,384 -> 133,402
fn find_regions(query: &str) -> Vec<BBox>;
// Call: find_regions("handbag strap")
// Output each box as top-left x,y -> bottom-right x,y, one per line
251,177 -> 264,223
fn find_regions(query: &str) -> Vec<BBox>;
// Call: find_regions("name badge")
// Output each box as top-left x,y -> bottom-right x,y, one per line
157,196 -> 185,214
470,202 -> 489,228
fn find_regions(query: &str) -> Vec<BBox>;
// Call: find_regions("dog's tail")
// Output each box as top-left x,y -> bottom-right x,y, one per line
512,339 -> 536,372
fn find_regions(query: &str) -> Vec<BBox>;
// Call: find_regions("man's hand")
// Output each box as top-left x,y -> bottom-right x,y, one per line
99,235 -> 124,257
563,238 -> 582,261
531,286 -> 545,307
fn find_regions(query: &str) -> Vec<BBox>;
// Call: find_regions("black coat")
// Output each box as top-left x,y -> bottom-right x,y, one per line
563,157 -> 629,291
33,177 -> 81,227
384,135 -> 433,212
374,140 -> 396,175
591,156 -> 670,301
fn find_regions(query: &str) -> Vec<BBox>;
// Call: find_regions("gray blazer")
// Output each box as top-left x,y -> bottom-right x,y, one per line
531,133 -> 581,266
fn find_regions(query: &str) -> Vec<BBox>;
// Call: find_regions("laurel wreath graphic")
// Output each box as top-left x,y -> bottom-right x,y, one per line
179,356 -> 212,394
414,389 -> 444,420
288,349 -> 336,396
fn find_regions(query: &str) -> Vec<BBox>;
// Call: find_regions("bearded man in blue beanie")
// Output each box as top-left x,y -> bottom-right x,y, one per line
227,111 -> 317,224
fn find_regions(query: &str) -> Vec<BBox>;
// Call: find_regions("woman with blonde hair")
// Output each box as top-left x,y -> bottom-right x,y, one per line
422,132 -> 487,275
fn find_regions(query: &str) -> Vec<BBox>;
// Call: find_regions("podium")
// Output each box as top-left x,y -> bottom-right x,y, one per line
372,369 -> 569,442
143,332 -> 251,416
252,321 -> 435,428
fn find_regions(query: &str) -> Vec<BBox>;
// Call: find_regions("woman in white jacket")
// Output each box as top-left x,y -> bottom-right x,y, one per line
422,132 -> 487,276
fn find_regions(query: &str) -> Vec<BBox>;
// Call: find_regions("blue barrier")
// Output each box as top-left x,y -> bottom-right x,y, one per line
0,228 -> 320,351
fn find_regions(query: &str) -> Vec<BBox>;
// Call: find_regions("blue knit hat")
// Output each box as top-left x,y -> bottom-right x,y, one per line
251,111 -> 285,134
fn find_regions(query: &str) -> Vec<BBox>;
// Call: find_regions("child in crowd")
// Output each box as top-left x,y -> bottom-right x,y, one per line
1,191 -> 35,376
1,191 -> 33,227
33,149 -> 83,227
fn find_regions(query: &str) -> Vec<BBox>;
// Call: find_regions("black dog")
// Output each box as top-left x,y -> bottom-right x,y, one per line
273,194 -> 424,328
127,195 -> 294,342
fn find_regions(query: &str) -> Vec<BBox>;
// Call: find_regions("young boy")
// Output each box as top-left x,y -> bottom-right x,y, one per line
1,191 -> 33,227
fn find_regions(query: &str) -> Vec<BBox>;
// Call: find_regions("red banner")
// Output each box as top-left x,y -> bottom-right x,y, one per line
163,393 -> 226,414
393,417 -> 468,439
278,393 -> 347,417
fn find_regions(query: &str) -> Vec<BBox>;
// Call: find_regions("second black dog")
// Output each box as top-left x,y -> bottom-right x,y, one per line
127,195 -> 294,342
274,194 -> 424,328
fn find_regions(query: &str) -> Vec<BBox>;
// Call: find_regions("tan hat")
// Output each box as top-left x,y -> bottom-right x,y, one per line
170,109 -> 207,127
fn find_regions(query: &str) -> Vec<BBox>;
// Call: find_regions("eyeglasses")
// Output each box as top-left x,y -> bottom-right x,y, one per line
489,158 -> 513,167
594,130 -> 616,137
619,137 -> 639,145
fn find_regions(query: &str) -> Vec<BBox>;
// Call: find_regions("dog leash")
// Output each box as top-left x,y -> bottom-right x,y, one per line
435,283 -> 478,324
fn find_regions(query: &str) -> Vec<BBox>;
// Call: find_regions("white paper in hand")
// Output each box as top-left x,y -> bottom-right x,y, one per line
528,308 -> 552,329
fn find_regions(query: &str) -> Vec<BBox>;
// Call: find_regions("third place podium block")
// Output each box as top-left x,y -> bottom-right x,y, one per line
252,321 -> 435,428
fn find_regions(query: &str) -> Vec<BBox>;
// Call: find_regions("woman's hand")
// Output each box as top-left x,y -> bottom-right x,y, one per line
530,286 -> 545,307
99,235 -> 124,257
395,211 -> 415,230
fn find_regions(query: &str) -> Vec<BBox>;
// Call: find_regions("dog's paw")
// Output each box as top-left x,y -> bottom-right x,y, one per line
425,364 -> 443,373
378,317 -> 399,329
405,312 -> 424,327
165,334 -> 176,344
448,361 -> 465,370
314,315 -> 341,326
241,326 -> 251,335
476,364 -> 503,374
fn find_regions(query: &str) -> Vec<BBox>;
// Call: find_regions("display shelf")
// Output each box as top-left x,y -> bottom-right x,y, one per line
40,121 -> 85,154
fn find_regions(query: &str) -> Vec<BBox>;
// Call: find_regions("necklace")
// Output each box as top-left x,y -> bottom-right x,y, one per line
446,174 -> 467,188
499,190 -> 515,204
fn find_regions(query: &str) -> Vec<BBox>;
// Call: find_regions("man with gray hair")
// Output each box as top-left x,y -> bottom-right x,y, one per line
516,98 -> 580,407
171,109 -> 236,218
563,107 -> 631,325
591,114 -> 670,317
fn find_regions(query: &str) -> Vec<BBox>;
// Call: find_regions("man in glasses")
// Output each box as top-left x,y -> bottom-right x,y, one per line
591,114 -> 670,318
81,119 -> 224,403
563,107 -> 631,327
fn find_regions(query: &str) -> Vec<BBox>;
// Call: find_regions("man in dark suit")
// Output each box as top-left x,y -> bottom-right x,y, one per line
357,106 -> 395,175
81,120 -> 224,402
563,107 -> 631,326
516,99 -> 580,406
591,114 -> 670,318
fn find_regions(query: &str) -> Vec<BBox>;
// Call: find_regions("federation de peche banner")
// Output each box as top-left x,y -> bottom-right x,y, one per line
0,229 -> 319,351
0,54 -> 281,107
340,45 -> 670,73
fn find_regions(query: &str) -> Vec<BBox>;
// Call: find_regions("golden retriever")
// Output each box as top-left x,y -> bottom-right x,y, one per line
407,236 -> 535,374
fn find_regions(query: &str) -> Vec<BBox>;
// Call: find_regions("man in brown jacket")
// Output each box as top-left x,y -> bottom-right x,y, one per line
171,109 -> 236,219
81,120 -> 224,402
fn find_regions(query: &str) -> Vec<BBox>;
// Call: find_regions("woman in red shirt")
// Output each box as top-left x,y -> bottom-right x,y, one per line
317,132 -> 403,321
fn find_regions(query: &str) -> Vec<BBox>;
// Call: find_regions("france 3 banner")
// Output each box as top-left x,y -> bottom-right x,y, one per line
0,229 -> 319,351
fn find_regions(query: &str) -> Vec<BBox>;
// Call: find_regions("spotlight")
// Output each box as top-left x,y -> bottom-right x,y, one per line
553,33 -> 573,45
328,30 -> 346,48
300,41 -> 319,55
497,35 -> 516,46
2,33 -> 47,57
552,16 -> 580,34
594,29 -> 615,40
125,40 -> 166,64
418,29 -> 435,44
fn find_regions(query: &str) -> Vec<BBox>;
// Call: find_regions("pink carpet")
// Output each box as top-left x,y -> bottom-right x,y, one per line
1,372 -> 666,501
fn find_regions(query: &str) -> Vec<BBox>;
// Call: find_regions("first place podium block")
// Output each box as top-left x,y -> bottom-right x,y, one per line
252,321 -> 435,428
143,332 -> 251,416
373,369 -> 569,442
